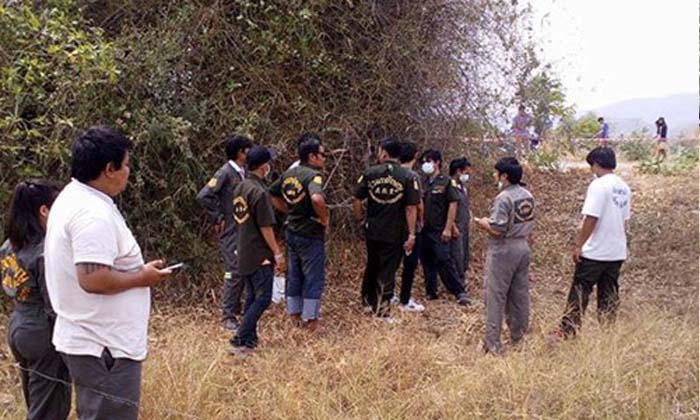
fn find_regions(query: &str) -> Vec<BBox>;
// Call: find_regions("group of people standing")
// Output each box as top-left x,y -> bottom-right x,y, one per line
0,124 -> 631,419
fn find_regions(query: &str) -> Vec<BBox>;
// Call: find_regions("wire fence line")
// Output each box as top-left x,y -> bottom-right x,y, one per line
11,363 -> 205,420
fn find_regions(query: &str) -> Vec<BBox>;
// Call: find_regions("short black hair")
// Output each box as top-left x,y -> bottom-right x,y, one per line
586,146 -> 617,169
597,117 -> 604,122
399,142 -> 417,164
380,137 -> 402,159
5,180 -> 61,251
299,137 -> 322,162
494,157 -> 522,184
423,149 -> 442,165
247,146 -> 272,170
225,135 -> 253,160
449,157 -> 471,176
296,132 -> 321,156
71,126 -> 131,183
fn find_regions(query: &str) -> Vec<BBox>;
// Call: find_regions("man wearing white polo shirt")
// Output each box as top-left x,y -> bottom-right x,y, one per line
557,146 -> 631,338
45,126 -> 171,419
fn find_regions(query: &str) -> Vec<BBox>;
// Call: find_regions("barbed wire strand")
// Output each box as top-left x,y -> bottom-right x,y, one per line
11,363 -> 204,420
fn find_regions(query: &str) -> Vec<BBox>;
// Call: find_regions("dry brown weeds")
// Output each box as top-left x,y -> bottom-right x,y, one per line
0,164 -> 696,419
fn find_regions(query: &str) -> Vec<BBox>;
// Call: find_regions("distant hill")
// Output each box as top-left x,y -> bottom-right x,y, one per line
583,93 -> 698,138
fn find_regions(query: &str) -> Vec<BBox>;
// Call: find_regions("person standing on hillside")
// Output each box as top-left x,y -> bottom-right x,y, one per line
229,146 -> 284,355
553,147 -> 631,339
45,126 -> 173,419
474,157 -> 535,354
654,117 -> 668,161
420,150 -> 471,306
596,117 -> 610,147
448,157 -> 472,289
511,105 -> 532,158
353,137 -> 420,319
197,135 -> 253,331
269,133 -> 329,332
394,141 -> 425,313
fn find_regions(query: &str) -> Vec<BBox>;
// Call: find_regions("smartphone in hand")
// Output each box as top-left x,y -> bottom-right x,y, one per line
165,262 -> 185,273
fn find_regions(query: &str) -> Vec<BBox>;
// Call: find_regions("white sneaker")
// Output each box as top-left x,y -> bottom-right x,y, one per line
399,299 -> 425,313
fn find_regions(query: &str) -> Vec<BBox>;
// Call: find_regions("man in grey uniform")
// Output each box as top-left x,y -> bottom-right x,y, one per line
474,157 -> 535,354
197,135 -> 253,330
449,157 -> 472,288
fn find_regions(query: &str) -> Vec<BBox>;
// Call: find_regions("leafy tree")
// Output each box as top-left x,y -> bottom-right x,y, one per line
516,68 -> 568,138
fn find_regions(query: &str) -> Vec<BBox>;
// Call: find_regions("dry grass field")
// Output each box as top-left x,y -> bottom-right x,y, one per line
0,162 -> 697,419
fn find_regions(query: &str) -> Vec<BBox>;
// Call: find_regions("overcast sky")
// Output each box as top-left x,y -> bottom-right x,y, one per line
530,0 -> 698,111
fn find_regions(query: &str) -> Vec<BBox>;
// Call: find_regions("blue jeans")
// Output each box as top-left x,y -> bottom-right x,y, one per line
231,265 -> 273,348
285,230 -> 326,320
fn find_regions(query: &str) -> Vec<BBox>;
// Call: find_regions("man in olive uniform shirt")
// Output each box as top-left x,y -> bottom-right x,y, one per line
269,134 -> 328,330
352,137 -> 420,318
449,157 -> 472,288
474,157 -> 535,354
229,146 -> 284,355
197,135 -> 253,330
420,150 -> 470,306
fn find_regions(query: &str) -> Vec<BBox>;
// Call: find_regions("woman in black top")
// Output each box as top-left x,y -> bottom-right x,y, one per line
1,180 -> 70,420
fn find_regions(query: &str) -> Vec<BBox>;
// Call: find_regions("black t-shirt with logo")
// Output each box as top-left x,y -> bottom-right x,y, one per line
196,162 -> 244,241
233,174 -> 276,276
353,160 -> 421,244
422,174 -> 461,232
269,163 -> 325,239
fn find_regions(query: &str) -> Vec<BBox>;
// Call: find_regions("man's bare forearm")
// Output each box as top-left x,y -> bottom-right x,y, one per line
76,264 -> 145,295
445,202 -> 457,231
405,205 -> 417,235
575,216 -> 598,248
311,193 -> 328,226
352,198 -> 364,222
260,226 -> 281,256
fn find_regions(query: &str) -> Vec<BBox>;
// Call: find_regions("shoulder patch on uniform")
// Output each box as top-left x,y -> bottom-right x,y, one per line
312,175 -> 323,185
207,177 -> 217,188
451,179 -> 458,187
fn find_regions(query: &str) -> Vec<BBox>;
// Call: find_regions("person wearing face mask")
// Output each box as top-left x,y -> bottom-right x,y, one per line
420,150 -> 470,306
393,141 -> 426,312
229,146 -> 284,355
269,133 -> 329,333
474,157 -> 535,354
550,147 -> 630,340
352,137 -> 421,320
448,157 -> 472,289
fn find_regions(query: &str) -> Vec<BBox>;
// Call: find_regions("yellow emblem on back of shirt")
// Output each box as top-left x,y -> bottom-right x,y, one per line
207,177 -> 217,188
312,176 -> 323,185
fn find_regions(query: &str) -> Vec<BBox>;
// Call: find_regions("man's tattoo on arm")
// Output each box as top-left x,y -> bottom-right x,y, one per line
76,263 -> 112,275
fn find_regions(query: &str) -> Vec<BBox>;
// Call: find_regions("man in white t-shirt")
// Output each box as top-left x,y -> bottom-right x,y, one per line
45,126 -> 172,419
556,146 -> 631,338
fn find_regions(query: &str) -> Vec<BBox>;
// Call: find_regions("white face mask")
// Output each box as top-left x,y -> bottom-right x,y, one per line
422,162 -> 435,175
459,174 -> 470,183
263,164 -> 271,179
498,181 -> 504,190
